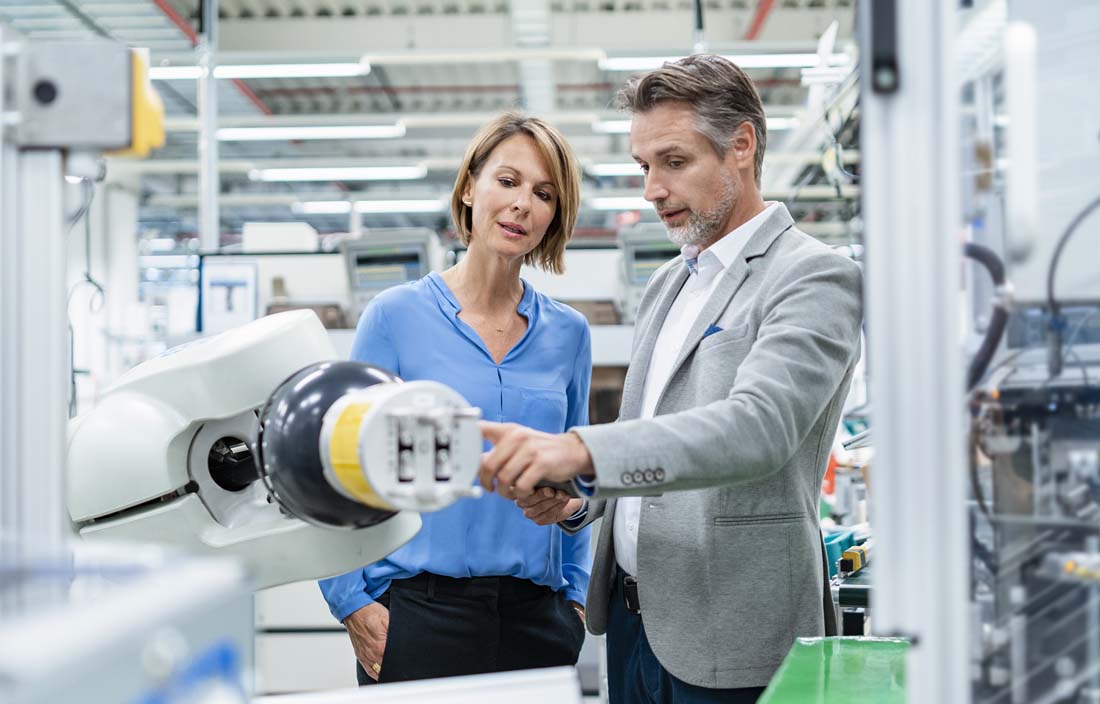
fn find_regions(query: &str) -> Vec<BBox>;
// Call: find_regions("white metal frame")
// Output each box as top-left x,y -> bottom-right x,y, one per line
860,1 -> 970,702
0,24 -> 73,617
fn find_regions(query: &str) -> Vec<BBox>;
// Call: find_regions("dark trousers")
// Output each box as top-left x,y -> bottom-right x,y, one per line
606,568 -> 766,704
356,572 -> 586,685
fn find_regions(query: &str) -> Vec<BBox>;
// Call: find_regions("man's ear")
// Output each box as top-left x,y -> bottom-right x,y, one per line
725,121 -> 757,172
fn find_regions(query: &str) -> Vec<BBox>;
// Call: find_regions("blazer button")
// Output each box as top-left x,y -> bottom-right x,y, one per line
622,472 -> 633,485
633,470 -> 645,483
643,469 -> 655,483
655,468 -> 666,481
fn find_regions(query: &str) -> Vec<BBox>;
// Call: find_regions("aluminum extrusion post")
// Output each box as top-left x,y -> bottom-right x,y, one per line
198,0 -> 220,252
859,0 -> 970,702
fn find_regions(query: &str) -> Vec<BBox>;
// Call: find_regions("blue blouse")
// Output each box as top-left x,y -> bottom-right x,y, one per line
318,272 -> 593,621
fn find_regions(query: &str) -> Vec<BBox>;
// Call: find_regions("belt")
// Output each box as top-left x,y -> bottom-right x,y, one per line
393,572 -> 551,599
616,567 -> 641,615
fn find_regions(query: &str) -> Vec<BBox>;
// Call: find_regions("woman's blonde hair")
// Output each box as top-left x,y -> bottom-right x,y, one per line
450,112 -> 580,274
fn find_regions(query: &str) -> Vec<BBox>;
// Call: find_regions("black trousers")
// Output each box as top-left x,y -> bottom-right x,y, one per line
356,572 -> 586,685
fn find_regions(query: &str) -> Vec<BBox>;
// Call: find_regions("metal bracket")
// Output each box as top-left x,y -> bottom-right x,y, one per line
866,0 -> 900,94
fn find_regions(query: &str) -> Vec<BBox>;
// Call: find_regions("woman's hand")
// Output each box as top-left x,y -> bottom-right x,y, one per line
344,602 -> 389,681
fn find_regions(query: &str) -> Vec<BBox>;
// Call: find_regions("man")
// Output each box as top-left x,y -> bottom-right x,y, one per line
478,55 -> 863,703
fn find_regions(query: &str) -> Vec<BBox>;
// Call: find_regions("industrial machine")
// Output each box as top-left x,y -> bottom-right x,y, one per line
342,228 -> 444,324
0,29 -> 527,703
67,309 -> 484,589
838,1 -> 1100,703
616,223 -> 680,323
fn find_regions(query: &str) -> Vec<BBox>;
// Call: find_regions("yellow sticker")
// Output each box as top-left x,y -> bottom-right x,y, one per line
329,402 -> 393,510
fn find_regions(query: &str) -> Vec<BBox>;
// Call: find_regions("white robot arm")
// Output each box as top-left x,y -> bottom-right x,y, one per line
67,310 -> 482,589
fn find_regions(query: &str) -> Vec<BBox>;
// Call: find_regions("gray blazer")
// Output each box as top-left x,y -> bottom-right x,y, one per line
569,204 -> 863,689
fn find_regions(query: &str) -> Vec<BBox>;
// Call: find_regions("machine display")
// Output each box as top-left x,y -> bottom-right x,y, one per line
67,310 -> 482,589
342,228 -> 444,323
617,223 -> 680,323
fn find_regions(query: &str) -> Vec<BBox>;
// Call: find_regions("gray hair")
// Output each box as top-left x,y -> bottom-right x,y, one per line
614,54 -> 767,187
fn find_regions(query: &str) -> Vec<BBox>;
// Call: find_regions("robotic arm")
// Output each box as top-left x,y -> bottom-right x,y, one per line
67,310 -> 482,588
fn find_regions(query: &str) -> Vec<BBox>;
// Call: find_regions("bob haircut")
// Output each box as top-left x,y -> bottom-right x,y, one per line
450,112 -> 580,274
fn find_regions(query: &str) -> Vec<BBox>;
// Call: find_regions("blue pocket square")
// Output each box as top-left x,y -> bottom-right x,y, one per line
703,324 -> 723,339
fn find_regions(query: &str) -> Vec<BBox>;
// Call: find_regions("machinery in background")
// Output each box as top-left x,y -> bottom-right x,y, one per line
342,228 -> 444,324
617,223 -> 681,324
67,310 -> 483,589
957,3 -> 1100,701
968,316 -> 1100,704
199,251 -> 349,335
197,228 -> 444,335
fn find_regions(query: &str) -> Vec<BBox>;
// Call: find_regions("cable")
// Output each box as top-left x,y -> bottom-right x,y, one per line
964,242 -> 1009,390
1045,194 -> 1100,377
66,177 -> 105,417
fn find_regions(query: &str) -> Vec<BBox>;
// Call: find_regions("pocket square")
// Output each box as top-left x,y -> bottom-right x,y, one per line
703,324 -> 723,339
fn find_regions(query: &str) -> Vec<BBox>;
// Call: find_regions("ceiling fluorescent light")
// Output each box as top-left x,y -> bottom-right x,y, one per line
355,200 -> 444,214
149,65 -> 204,80
592,120 -> 630,134
149,63 -> 368,81
293,199 -> 445,215
251,166 -> 427,182
216,63 -> 368,79
589,197 -> 651,211
766,117 -> 801,130
593,116 -> 798,134
588,163 -> 642,177
361,48 -> 606,66
600,53 -> 850,72
217,124 -> 405,141
293,201 -> 352,215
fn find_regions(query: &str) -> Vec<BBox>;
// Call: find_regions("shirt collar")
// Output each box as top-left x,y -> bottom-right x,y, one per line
427,270 -> 535,316
702,201 -> 780,272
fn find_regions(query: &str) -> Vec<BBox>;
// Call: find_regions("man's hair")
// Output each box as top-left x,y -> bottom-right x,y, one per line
450,111 -> 580,274
614,54 -> 767,187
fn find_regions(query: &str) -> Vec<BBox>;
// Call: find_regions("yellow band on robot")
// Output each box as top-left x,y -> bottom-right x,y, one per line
329,402 -> 393,510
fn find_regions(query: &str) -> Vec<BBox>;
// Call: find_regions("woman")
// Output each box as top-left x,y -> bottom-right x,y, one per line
319,112 -> 592,685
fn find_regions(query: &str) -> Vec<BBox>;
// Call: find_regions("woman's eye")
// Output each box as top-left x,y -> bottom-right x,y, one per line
498,178 -> 515,187
536,191 -> 552,202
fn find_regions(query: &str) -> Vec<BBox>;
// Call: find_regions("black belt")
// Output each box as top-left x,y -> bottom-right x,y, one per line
616,567 -> 641,615
393,572 -> 551,599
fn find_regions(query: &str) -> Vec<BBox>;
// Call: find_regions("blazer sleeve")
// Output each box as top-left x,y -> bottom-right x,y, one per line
573,252 -> 863,497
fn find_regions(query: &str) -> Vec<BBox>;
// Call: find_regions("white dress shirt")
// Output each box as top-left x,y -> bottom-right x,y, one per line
613,203 -> 779,576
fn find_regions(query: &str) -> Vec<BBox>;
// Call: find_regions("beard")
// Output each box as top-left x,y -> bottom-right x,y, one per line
659,172 -> 739,247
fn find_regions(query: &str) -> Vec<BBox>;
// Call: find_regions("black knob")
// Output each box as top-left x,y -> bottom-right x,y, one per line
33,80 -> 58,105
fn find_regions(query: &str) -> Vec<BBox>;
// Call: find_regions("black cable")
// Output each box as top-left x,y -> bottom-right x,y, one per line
1045,194 -> 1100,378
66,178 -> 105,417
964,242 -> 1008,390
969,413 -> 992,518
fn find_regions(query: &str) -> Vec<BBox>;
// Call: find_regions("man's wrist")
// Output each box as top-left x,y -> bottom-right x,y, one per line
566,430 -> 595,478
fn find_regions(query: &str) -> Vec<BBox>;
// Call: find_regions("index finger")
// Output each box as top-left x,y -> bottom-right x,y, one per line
479,420 -> 508,444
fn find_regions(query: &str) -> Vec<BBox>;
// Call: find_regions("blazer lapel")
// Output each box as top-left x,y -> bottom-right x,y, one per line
620,263 -> 689,420
658,205 -> 796,406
